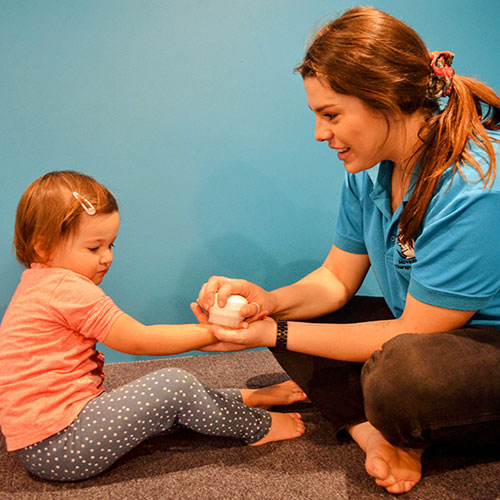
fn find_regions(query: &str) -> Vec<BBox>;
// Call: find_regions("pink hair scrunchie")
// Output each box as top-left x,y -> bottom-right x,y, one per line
427,50 -> 455,98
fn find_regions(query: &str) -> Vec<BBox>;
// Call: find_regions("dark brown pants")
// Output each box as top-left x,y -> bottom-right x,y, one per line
271,296 -> 500,451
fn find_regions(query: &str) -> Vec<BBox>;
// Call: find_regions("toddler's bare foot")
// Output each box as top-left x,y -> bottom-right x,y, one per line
250,412 -> 305,446
349,421 -> 423,494
240,380 -> 307,409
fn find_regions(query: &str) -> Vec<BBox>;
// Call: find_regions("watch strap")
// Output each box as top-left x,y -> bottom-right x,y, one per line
273,320 -> 288,352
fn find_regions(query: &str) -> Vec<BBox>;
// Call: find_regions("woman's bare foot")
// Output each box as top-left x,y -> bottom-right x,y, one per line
240,380 -> 307,409
250,412 -> 305,446
349,421 -> 424,494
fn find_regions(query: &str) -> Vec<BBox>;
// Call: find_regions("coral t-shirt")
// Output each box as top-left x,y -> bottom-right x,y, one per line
0,267 -> 123,451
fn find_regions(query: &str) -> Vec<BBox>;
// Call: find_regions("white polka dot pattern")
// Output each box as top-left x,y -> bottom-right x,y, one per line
16,368 -> 271,481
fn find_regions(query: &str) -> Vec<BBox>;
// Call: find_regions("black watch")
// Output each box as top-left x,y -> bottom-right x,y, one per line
273,320 -> 288,352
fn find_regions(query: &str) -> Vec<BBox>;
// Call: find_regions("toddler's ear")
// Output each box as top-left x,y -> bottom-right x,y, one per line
33,239 -> 50,262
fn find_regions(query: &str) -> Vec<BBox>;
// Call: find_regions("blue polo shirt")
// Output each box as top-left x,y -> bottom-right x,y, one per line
333,130 -> 500,326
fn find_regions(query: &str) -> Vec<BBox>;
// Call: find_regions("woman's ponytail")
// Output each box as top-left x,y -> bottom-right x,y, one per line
399,75 -> 500,245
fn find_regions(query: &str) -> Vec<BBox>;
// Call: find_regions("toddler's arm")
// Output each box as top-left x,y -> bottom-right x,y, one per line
103,313 -> 217,356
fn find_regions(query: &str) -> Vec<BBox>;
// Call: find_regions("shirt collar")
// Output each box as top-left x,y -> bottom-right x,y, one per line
367,159 -> 421,220
368,159 -> 420,200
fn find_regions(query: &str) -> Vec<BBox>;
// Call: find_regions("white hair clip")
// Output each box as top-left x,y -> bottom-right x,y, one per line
72,191 -> 96,216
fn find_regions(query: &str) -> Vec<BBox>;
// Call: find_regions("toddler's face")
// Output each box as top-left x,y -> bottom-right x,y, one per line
47,211 -> 120,285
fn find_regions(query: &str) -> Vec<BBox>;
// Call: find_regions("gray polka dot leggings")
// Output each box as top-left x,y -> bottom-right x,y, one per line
15,367 -> 271,481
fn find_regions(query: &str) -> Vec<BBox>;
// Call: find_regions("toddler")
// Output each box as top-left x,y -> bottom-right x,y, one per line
0,170 -> 305,481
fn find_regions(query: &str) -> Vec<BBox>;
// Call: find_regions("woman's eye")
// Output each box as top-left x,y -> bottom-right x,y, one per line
325,113 -> 338,120
88,247 -> 99,252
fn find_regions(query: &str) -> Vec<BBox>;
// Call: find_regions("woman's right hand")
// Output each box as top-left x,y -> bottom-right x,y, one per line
195,276 -> 276,323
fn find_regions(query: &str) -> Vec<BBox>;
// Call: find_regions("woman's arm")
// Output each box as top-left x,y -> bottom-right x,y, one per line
285,294 -> 476,361
210,294 -> 476,362
103,313 -> 217,356
270,245 -> 370,319
196,245 -> 371,321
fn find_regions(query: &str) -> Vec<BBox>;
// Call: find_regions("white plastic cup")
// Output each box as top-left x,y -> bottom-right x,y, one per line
208,294 -> 248,327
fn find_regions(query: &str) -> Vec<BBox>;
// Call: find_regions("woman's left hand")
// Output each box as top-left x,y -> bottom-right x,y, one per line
198,316 -> 277,352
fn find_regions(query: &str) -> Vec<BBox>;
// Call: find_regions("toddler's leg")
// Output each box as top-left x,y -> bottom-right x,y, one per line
213,383 -> 306,446
156,371 -> 304,445
16,367 -> 301,481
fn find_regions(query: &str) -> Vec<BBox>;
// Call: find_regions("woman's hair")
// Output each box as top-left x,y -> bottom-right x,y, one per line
297,6 -> 500,244
14,170 -> 118,268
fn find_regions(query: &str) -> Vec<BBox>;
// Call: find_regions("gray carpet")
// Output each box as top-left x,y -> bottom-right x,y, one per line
1,350 -> 500,500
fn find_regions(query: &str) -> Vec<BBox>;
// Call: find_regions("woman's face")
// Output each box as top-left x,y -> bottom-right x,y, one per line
303,76 -> 398,174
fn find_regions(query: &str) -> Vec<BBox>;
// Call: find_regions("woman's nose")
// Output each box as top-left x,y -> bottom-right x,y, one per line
314,117 -> 333,142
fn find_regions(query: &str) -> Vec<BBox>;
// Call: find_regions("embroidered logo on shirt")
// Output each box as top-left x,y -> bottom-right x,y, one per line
395,235 -> 416,270
397,237 -> 415,260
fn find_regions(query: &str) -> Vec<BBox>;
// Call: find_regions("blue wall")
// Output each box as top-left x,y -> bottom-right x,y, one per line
2,0 -> 499,363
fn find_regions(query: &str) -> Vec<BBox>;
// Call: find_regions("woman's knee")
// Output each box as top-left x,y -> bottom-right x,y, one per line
363,333 -> 436,393
362,329 -> 500,447
362,329 -> 500,412
361,333 -> 446,442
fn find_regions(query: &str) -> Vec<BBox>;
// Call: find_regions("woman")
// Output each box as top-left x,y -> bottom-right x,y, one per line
192,6 -> 500,494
